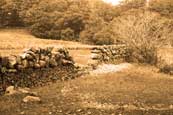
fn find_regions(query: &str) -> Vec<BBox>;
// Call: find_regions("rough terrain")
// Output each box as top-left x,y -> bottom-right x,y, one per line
0,29 -> 173,115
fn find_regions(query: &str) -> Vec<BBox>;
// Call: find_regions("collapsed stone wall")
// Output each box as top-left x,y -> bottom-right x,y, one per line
0,47 -> 78,93
0,44 -> 129,94
90,45 -> 128,65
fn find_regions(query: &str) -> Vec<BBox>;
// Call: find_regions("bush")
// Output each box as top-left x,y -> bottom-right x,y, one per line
149,0 -> 173,18
112,10 -> 173,65
158,59 -> 173,75
61,28 -> 75,41
80,16 -> 115,45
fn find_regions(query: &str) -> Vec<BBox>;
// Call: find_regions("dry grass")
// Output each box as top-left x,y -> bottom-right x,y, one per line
0,64 -> 173,115
159,47 -> 173,64
0,28 -> 91,56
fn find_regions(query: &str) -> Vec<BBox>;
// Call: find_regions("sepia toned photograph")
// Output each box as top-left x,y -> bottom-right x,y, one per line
0,0 -> 173,114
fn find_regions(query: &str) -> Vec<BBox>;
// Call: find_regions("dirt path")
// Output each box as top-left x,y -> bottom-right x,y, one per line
90,63 -> 132,75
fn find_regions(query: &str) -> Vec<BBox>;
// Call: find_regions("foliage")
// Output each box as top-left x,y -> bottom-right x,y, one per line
158,59 -> 173,75
0,0 -> 40,27
80,15 -> 115,45
119,0 -> 146,11
24,0 -> 91,40
112,11 -> 173,65
149,0 -> 173,17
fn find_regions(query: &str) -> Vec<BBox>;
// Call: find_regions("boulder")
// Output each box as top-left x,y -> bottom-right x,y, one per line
23,96 -> 41,103
5,86 -> 17,95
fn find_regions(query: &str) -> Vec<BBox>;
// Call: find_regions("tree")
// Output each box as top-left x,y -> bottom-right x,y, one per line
149,0 -> 173,17
25,0 -> 91,40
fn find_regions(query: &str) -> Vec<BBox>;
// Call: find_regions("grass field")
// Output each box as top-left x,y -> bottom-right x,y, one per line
0,64 -> 173,115
0,28 -> 173,114
0,28 -> 91,56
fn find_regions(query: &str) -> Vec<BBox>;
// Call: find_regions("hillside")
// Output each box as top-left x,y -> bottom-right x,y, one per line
0,28 -> 91,56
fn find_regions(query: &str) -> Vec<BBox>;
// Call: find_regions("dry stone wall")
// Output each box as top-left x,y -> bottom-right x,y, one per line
0,44 -> 129,94
0,47 -> 75,72
90,45 -> 128,65
0,47 -> 79,93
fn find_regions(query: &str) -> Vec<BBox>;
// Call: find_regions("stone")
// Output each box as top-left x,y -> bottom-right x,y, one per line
62,59 -> 74,66
91,50 -> 101,54
34,63 -> 41,69
23,96 -> 41,103
18,88 -> 38,96
39,60 -> 46,68
17,65 -> 25,70
8,56 -> 17,68
30,47 -> 38,53
91,54 -> 101,60
28,61 -> 34,68
40,54 -> 46,60
46,47 -> 54,53
22,59 -> 28,68
7,69 -> 17,73
49,58 -> 58,67
18,87 -> 30,94
87,60 -> 99,66
25,51 -> 36,59
16,56 -> 22,65
20,53 -> 27,59
5,86 -> 17,95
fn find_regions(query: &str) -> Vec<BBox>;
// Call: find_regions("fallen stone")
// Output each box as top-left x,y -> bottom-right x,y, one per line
18,87 -> 30,94
23,96 -> 41,103
5,86 -> 17,95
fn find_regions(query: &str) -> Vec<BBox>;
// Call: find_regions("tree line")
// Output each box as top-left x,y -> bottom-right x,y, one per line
0,0 -> 173,45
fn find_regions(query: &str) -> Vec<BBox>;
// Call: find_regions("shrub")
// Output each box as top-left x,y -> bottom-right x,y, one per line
149,0 -> 173,18
112,10 -> 173,65
80,16 -> 115,45
61,28 -> 75,41
158,59 -> 173,75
